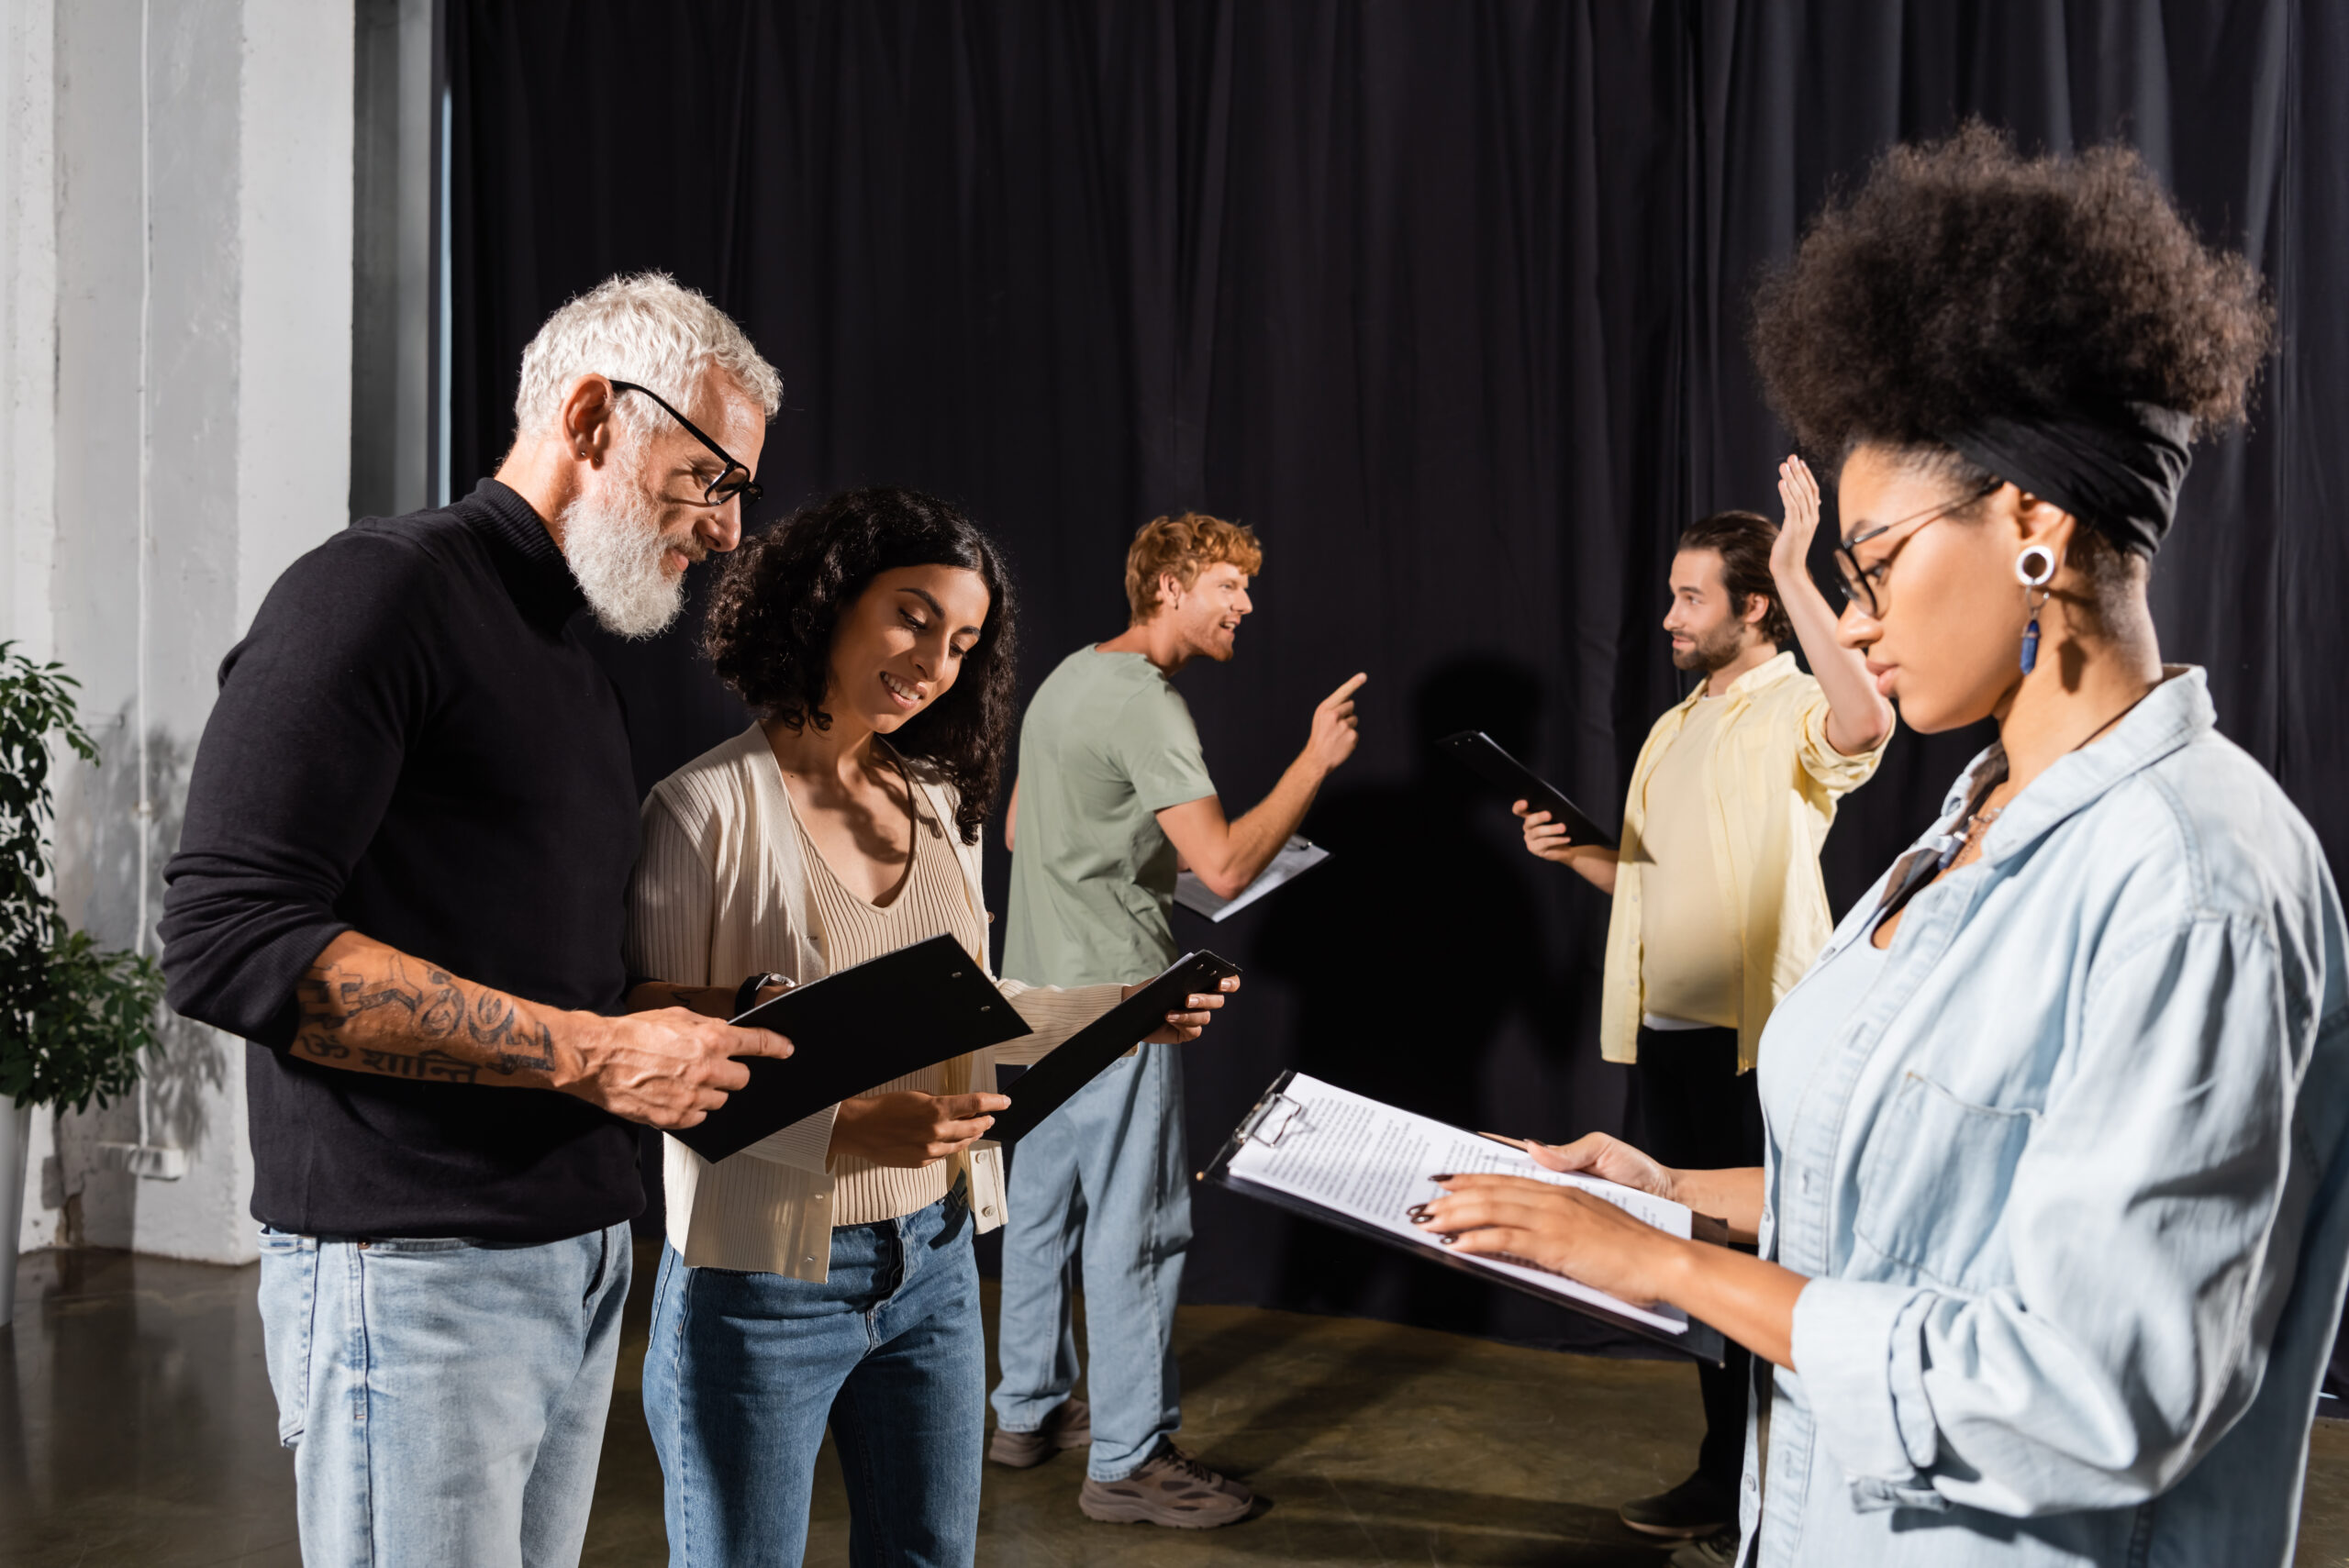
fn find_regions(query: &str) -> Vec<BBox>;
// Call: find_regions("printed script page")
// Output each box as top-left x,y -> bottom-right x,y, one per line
1174,836 -> 1330,921
1223,1073 -> 1692,1335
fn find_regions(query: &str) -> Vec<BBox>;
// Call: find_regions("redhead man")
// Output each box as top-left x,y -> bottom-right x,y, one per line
989,512 -> 1363,1527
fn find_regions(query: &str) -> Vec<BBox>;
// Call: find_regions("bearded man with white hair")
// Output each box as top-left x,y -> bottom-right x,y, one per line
161,274 -> 791,1567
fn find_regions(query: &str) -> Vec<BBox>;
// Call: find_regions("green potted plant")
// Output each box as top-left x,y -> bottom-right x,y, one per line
0,643 -> 164,1327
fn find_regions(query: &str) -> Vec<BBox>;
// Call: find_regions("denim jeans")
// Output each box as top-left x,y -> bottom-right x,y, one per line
643,1190 -> 984,1568
254,1220 -> 632,1568
990,1041 -> 1190,1480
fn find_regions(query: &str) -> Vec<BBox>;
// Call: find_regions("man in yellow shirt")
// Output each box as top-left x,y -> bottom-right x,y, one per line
1517,457 -> 1891,1563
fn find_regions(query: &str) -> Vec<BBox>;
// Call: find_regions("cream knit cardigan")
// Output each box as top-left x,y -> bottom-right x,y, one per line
625,724 -> 1121,1281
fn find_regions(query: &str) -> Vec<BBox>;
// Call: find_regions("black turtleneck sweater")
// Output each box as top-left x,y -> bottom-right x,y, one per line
161,479 -> 643,1241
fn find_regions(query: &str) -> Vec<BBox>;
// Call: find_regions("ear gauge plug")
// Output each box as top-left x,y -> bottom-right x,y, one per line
2015,545 -> 2057,673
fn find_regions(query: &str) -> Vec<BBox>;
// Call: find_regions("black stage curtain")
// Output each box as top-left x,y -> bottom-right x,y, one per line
448,2 -> 2345,1349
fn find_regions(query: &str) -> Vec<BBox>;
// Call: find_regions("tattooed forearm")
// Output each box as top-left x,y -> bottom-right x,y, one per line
354,1047 -> 481,1084
291,934 -> 569,1089
462,987 -> 557,1073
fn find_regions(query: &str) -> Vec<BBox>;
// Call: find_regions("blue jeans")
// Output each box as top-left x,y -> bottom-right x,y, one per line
644,1190 -> 984,1568
991,1042 -> 1190,1479
254,1220 -> 632,1568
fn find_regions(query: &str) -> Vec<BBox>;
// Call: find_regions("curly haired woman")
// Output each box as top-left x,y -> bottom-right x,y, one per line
1419,127 -> 2348,1566
625,486 -> 1236,1568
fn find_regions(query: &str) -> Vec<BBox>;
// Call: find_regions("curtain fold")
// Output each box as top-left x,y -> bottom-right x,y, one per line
448,0 -> 2337,1340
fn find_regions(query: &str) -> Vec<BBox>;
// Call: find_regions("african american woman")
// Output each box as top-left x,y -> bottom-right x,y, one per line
1419,128 -> 2345,1567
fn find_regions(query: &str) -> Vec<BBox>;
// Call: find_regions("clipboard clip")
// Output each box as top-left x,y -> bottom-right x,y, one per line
1238,1092 -> 1304,1148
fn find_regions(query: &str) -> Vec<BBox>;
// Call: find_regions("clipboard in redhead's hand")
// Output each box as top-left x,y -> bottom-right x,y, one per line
1174,836 -> 1330,922
1203,1071 -> 1725,1363
670,934 -> 1034,1165
1437,730 -> 1620,851
985,951 -> 1241,1143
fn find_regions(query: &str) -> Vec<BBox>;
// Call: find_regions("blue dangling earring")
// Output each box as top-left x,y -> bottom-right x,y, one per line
2015,545 -> 2056,674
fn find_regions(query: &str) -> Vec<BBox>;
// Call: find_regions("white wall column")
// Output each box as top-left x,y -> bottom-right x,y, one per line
7,0 -> 353,1262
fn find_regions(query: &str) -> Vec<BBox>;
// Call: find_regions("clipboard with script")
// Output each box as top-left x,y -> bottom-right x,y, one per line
671,933 -> 1033,1164
985,951 -> 1241,1143
1174,836 -> 1330,922
1203,1070 -> 1725,1362
1436,730 -> 1619,851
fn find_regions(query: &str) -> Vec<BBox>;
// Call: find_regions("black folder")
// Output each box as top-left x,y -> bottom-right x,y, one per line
1202,1070 -> 1725,1363
985,951 -> 1241,1143
1437,730 -> 1620,851
671,934 -> 1034,1164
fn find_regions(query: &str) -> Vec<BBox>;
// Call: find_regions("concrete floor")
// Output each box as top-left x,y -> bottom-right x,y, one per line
6,1244 -> 2349,1566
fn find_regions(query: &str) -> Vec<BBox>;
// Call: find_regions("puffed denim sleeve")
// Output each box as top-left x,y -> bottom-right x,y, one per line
1793,910 -> 2315,1517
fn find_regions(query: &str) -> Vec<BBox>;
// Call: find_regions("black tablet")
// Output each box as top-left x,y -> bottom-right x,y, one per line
1437,730 -> 1620,851
986,951 -> 1241,1143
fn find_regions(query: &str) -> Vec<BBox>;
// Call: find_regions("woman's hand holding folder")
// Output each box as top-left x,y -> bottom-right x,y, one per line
1410,1166 -> 1691,1309
1135,973 -> 1241,1043
830,1091 -> 1012,1167
828,973 -> 1240,1168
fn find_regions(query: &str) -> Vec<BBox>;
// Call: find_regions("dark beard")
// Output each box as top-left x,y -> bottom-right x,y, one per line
1670,622 -> 1747,673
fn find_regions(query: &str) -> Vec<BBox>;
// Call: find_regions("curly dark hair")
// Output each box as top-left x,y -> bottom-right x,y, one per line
1751,123 -> 2273,465
703,486 -> 1017,844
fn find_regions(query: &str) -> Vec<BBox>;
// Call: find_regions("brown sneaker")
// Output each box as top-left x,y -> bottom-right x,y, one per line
1079,1442 -> 1254,1528
987,1397 -> 1092,1469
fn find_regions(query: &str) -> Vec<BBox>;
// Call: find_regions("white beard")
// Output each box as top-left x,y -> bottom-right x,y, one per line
559,480 -> 685,639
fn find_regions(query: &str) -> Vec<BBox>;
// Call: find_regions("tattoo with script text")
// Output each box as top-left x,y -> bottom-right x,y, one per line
293,948 -> 559,1084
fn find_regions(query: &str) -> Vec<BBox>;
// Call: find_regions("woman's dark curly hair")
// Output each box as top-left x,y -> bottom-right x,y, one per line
704,486 -> 1017,844
1751,123 -> 2273,465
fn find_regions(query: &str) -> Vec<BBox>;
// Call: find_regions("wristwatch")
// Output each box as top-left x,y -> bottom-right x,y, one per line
731,971 -> 793,1018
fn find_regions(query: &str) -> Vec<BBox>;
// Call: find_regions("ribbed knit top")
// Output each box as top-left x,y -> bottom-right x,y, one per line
797,799 -> 988,1226
625,724 -> 1128,1282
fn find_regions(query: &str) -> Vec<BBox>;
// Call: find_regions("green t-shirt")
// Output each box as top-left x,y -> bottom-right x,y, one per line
1003,647 -> 1218,987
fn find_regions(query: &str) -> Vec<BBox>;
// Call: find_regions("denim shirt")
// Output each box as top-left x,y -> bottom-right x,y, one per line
1742,668 -> 2349,1568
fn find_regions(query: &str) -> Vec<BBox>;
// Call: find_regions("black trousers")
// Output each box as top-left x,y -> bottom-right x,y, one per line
1633,1025 -> 1765,1491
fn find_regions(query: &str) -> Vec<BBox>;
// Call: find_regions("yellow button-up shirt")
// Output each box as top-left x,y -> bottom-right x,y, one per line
1600,651 -> 1888,1073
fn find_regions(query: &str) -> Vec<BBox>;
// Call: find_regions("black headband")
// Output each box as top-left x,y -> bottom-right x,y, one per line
1943,402 -> 2193,559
